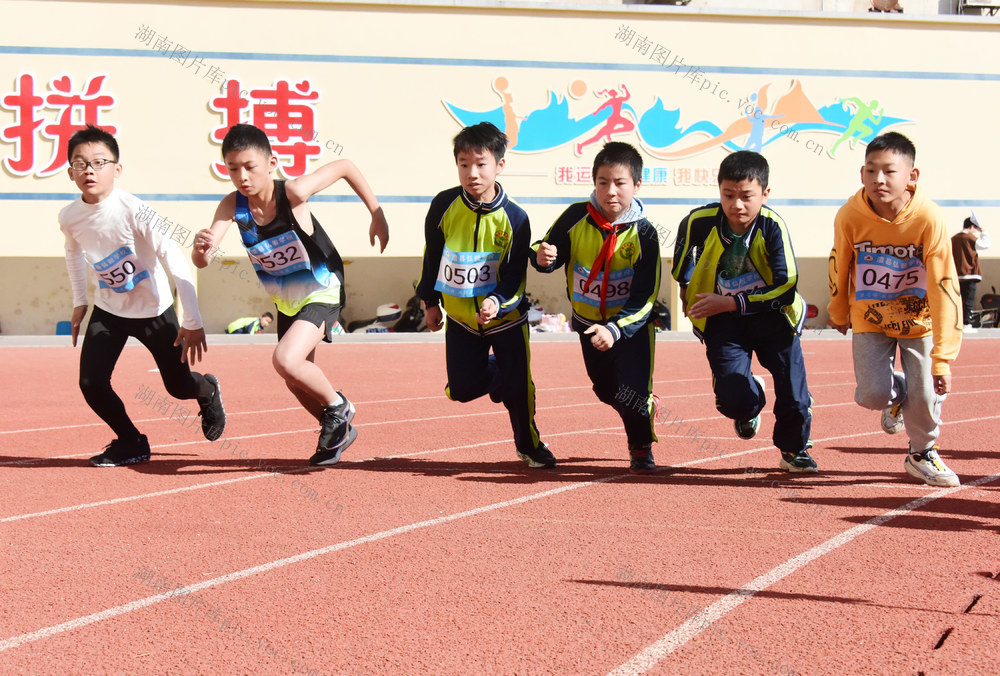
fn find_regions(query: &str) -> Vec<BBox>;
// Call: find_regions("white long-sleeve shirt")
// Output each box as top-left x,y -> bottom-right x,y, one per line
59,189 -> 203,330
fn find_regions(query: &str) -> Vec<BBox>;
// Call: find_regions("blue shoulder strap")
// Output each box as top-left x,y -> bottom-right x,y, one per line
234,192 -> 253,229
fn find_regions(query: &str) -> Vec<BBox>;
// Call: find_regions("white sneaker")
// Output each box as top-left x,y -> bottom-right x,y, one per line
904,446 -> 959,487
881,403 -> 904,435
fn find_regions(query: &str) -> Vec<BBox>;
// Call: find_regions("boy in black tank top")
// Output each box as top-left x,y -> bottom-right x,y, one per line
193,124 -> 389,465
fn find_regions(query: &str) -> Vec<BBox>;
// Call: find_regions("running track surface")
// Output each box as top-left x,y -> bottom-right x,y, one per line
1,335 -> 997,675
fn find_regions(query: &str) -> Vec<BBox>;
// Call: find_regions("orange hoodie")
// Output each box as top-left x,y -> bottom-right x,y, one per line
828,186 -> 962,376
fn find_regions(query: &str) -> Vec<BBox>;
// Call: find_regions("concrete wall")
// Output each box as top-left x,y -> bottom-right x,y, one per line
2,0 -> 998,333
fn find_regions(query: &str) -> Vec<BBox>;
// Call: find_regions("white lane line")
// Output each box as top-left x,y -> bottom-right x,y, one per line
0,377 -> 692,437
1,370 -> 901,437
0,407 -> 303,436
0,471 -> 626,653
0,401 -> 610,465
3,411 -> 998,653
4,425 -> 997,654
4,392 -> 987,468
5,411 -> 997,521
4,375 -> 994,455
0,385 -> 643,438
606,472 -> 1000,676
3,365 -> 995,438
0,426 -> 622,524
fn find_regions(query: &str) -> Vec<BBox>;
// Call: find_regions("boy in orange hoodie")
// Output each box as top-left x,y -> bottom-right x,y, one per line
827,132 -> 962,486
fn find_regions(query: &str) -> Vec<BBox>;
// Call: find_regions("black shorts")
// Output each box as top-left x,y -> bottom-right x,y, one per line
276,303 -> 341,343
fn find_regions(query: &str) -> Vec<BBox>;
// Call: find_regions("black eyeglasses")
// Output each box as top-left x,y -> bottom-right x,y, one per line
70,159 -> 117,171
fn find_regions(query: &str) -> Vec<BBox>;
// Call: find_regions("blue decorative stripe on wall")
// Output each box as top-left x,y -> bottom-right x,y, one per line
1,45 -> 998,81
4,193 -> 999,208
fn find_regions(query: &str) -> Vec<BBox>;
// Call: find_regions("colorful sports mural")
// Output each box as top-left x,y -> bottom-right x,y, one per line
444,77 -> 907,160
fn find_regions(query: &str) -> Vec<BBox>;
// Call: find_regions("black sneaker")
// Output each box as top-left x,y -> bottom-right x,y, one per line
90,435 -> 151,467
734,414 -> 760,440
779,449 -> 818,473
309,393 -> 357,466
198,374 -> 226,441
516,442 -> 557,468
629,445 -> 656,474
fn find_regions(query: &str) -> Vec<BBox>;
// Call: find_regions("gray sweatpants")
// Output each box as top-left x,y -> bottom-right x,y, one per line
852,332 -> 943,453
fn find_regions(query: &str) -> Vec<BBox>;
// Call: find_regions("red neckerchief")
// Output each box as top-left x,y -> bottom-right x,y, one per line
583,203 -> 618,321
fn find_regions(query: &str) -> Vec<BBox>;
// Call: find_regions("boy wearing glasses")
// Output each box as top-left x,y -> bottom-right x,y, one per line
59,125 -> 225,466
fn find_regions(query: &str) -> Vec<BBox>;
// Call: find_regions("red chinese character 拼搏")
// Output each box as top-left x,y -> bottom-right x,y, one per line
40,74 -> 117,176
0,73 -> 44,175
209,78 -> 323,179
2,73 -> 118,177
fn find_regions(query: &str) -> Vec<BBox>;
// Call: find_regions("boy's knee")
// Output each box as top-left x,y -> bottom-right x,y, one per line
593,383 -> 619,408
271,349 -> 295,379
78,376 -> 95,397
713,373 -> 760,420
79,374 -> 109,398
854,384 -> 891,410
445,382 -> 478,403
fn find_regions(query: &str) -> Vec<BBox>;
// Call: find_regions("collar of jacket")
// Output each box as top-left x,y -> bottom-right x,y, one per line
461,182 -> 508,214
716,210 -> 758,246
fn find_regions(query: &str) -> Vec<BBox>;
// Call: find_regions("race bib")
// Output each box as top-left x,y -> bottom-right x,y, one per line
855,252 -> 926,301
247,231 -> 310,277
434,247 -> 500,298
572,263 -> 634,307
93,247 -> 149,294
718,268 -> 765,297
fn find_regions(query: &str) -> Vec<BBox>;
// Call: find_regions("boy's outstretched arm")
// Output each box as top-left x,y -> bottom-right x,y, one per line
286,159 -> 388,252
193,193 -> 237,269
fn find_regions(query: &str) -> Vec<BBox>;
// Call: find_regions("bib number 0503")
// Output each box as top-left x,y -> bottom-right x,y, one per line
441,262 -> 492,286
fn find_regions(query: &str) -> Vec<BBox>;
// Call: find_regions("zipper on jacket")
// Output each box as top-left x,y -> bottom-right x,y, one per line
473,210 -> 484,334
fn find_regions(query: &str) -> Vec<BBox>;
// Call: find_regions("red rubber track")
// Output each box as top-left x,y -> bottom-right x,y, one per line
0,336 -> 997,675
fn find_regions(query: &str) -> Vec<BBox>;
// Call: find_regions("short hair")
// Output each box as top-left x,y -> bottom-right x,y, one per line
718,150 -> 769,190
222,123 -> 272,158
592,142 -> 643,184
453,122 -> 507,162
964,217 -> 981,231
67,125 -> 119,162
865,131 -> 915,165
261,311 -> 274,321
